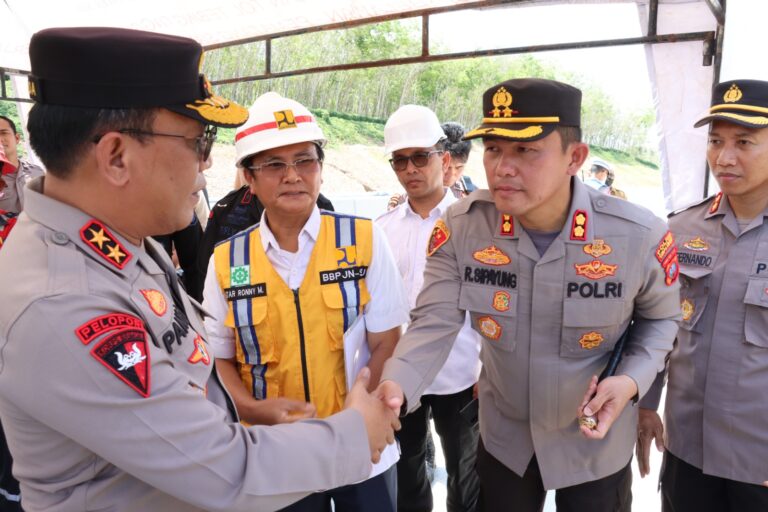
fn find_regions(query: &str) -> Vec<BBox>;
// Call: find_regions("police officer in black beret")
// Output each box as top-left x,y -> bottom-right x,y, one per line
0,27 -> 399,512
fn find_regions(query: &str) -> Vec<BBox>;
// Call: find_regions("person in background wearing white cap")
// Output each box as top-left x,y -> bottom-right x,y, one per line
202,92 -> 410,512
584,158 -> 611,194
377,105 -> 481,512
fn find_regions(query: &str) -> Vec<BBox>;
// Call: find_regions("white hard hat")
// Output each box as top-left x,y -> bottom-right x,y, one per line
234,92 -> 326,166
591,158 -> 613,172
384,104 -> 445,154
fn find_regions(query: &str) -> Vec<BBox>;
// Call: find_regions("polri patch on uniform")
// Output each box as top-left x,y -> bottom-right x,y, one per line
579,331 -> 604,350
583,239 -> 612,258
499,214 -> 514,236
683,237 -> 709,251
140,289 -> 168,316
473,245 -> 511,266
477,316 -> 502,340
75,313 -> 144,345
681,299 -> 694,322
570,210 -> 587,241
79,219 -> 132,270
574,259 -> 618,280
492,291 -> 511,312
224,282 -> 267,300
709,192 -> 723,214
91,327 -> 151,398
188,334 -> 211,365
427,219 -> 450,256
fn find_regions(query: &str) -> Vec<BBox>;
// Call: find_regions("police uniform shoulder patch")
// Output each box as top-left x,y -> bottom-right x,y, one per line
80,220 -> 131,269
570,210 -> 587,241
655,231 -> 679,285
91,327 -> 151,398
427,219 -> 450,256
75,313 -> 144,345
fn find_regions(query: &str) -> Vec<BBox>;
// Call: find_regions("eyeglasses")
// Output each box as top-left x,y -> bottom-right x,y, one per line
389,151 -> 443,172
246,157 -> 321,177
93,125 -> 217,161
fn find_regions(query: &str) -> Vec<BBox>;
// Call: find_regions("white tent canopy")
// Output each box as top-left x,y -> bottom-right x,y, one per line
0,0 -> 743,211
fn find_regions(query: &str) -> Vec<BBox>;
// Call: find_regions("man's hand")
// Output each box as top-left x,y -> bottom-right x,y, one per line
243,398 -> 316,426
374,379 -> 405,415
345,368 -> 401,464
636,408 -> 665,478
578,374 -> 638,439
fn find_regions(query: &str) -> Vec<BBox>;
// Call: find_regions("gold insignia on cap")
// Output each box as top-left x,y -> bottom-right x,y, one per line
28,80 -> 37,98
681,299 -> 694,322
491,87 -> 516,118
274,109 -> 297,129
579,331 -> 604,350
723,84 -> 743,103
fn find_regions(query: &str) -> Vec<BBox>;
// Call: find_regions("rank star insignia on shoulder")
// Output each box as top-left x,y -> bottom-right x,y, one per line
79,219 -> 132,269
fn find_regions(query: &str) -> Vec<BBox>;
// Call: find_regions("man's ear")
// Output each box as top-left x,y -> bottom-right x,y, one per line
566,143 -> 590,177
93,132 -> 130,186
441,151 -> 452,178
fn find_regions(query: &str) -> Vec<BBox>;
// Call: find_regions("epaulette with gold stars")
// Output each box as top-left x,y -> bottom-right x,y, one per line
79,219 -> 132,270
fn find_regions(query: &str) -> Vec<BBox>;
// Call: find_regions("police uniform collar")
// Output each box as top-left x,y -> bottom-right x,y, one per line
260,205 -> 321,253
23,176 -> 141,275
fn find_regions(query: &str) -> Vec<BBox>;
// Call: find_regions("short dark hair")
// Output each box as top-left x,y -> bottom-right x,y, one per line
27,104 -> 157,178
241,142 -> 325,176
441,122 -> 471,162
554,126 -> 581,152
0,115 -> 17,135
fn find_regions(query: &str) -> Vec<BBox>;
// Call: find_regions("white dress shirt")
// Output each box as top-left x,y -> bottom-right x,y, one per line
376,189 -> 481,395
203,206 -> 409,358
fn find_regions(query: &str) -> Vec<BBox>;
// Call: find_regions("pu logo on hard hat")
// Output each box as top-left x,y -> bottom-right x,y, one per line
274,110 -> 297,129
491,87 -> 517,118
723,84 -> 743,103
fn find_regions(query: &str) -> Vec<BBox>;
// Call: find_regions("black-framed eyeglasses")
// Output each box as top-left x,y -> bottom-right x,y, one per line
93,125 -> 217,161
246,157 -> 322,177
389,150 -> 443,172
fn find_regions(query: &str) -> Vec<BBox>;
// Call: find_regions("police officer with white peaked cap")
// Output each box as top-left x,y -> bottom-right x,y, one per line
638,79 -> 768,511
376,78 -> 681,511
0,27 -> 399,512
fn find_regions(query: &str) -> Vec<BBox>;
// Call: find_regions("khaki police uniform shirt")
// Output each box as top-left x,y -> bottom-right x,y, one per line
0,159 -> 44,214
383,178 -> 681,490
644,193 -> 768,485
0,178 -> 371,512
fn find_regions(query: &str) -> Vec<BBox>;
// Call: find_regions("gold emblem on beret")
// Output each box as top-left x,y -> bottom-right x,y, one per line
491,87 -> 515,118
723,84 -> 743,103
28,80 -> 37,98
578,331 -> 604,350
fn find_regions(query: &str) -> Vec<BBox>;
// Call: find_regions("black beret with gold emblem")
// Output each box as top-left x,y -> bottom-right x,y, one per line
28,27 -> 248,128
464,78 -> 581,142
694,79 -> 768,129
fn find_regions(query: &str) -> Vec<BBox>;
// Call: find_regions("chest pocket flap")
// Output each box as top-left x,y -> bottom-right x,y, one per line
459,284 -> 517,351
744,279 -> 768,348
561,299 -> 626,357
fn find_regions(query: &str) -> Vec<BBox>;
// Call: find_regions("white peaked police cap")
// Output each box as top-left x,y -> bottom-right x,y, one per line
384,104 -> 445,154
234,91 -> 326,166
